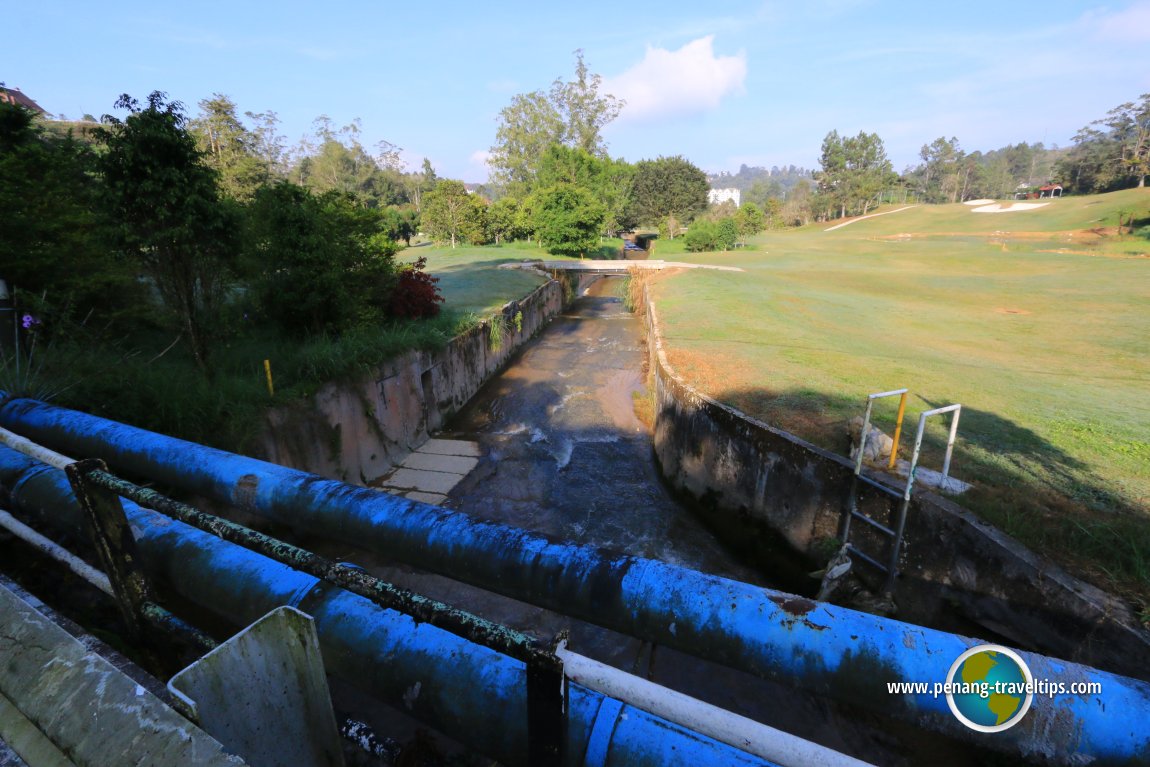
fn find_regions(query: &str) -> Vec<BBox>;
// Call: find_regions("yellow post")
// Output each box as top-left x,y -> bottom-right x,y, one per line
888,391 -> 907,470
263,359 -> 275,398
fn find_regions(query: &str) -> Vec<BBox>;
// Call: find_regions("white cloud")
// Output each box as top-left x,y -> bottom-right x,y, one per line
469,149 -> 492,166
605,36 -> 747,122
1088,1 -> 1150,42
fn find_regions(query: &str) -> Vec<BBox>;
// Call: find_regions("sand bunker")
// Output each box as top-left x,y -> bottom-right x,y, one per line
971,202 -> 1050,213
964,199 -> 995,206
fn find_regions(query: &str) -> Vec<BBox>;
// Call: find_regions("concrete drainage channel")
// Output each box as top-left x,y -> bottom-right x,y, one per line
3,273 -> 1150,765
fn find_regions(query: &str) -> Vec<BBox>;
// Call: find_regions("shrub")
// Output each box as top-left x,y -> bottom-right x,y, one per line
389,257 -> 444,319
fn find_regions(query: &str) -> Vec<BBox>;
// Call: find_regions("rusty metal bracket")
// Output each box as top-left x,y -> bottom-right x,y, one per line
65,458 -> 154,640
526,632 -> 568,767
65,458 -> 214,655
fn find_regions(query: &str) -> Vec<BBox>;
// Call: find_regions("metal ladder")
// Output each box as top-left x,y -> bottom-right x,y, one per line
839,390 -> 962,594
838,389 -> 907,593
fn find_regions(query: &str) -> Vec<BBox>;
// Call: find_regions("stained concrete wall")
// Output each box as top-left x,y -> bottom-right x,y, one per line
643,296 -> 1150,681
255,275 -> 564,485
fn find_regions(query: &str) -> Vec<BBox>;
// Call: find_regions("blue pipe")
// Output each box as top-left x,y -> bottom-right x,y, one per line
0,446 -> 779,767
2,399 -> 1149,764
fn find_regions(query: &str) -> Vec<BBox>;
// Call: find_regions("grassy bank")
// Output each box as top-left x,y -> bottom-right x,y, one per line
15,244 -> 551,452
649,188 -> 1150,607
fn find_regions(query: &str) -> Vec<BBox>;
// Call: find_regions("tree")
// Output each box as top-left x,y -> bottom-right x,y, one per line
486,197 -> 521,244
97,92 -> 238,373
628,156 -> 709,237
379,205 -> 418,246
243,182 -> 398,336
189,94 -> 268,201
816,130 -> 848,219
536,144 -> 635,235
423,180 -> 486,247
552,50 -> 624,155
1061,95 -> 1150,191
0,100 -> 139,331
488,51 -> 624,195
916,137 -> 965,203
841,131 -> 894,215
293,116 -> 406,207
735,202 -> 764,245
816,130 -> 894,218
530,184 -> 606,258
245,109 -> 289,179
404,158 -> 438,212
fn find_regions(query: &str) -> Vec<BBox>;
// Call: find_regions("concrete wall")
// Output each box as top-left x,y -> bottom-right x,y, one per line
643,296 -> 1150,680
254,275 -> 564,485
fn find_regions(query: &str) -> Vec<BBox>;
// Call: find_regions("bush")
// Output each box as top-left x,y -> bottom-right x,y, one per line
684,217 -> 738,252
389,257 -> 444,318
243,183 -> 399,336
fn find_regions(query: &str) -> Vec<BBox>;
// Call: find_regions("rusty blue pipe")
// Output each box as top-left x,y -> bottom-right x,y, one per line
0,445 -> 779,767
2,398 -> 1149,765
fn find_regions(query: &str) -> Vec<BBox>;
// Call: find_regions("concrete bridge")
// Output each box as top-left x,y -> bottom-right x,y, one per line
500,259 -> 744,274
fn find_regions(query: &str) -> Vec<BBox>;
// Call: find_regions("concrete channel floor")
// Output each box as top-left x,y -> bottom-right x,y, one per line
374,438 -> 481,505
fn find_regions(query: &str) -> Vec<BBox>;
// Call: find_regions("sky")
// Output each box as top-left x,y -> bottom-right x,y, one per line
6,1 -> 1150,182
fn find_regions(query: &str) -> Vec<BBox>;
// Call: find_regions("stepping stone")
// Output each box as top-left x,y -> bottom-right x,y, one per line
404,491 -> 447,506
419,439 -> 481,458
380,468 -> 461,495
400,452 -> 478,475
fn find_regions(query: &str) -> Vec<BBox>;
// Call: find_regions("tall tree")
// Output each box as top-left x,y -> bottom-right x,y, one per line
842,131 -> 894,215
530,184 -> 606,258
817,130 -> 895,218
916,137 -> 965,203
243,183 -> 397,336
422,180 -> 485,248
190,94 -> 267,201
735,202 -> 765,245
628,156 -> 709,237
816,130 -> 849,219
245,109 -> 289,179
1065,95 -> 1150,190
488,51 -> 624,195
0,101 -> 137,330
293,116 -> 406,207
97,92 -> 237,373
552,49 -> 624,155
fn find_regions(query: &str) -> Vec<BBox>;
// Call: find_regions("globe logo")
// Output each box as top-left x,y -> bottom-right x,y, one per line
946,644 -> 1034,732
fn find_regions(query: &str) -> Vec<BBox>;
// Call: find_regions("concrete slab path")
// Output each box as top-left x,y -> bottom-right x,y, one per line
375,438 -> 481,506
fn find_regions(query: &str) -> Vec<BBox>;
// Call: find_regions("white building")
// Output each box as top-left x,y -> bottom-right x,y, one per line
708,188 -> 741,207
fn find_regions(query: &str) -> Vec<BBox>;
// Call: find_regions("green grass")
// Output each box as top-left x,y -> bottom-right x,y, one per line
15,244 -> 550,453
651,188 -> 1150,603
407,243 -> 555,315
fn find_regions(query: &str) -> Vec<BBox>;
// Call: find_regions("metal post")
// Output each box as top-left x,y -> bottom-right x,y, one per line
853,397 -> 875,476
65,458 -> 152,640
941,405 -> 962,479
526,644 -> 567,766
888,391 -> 908,471
884,404 -> 962,593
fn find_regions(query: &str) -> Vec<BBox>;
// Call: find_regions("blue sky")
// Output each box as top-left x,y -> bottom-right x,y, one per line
7,1 -> 1149,181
